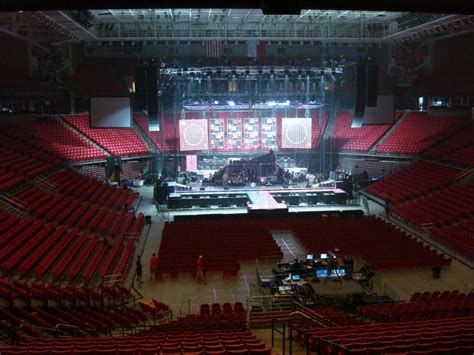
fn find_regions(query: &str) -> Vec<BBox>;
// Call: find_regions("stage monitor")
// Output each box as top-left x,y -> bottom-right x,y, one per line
306,254 -> 314,261
291,274 -> 301,281
281,118 -> 312,149
179,119 -> 209,151
90,96 -> 131,128
320,253 -> 328,259
315,269 -> 328,278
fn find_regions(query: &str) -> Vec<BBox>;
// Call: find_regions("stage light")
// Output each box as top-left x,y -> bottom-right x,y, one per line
214,100 -> 219,105
228,101 -> 235,107
267,101 -> 277,107
284,100 -> 290,106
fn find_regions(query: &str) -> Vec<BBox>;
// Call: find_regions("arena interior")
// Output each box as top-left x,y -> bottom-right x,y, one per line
0,0 -> 474,354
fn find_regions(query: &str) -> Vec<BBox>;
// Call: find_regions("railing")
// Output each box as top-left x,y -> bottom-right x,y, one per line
33,175 -> 59,194
0,194 -> 28,216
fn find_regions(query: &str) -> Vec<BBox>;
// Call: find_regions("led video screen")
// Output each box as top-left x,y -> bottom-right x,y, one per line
281,118 -> 312,149
179,119 -> 209,151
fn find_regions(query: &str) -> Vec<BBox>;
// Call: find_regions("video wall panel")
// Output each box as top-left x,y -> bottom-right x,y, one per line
281,117 -> 312,149
243,117 -> 260,149
209,118 -> 225,150
226,118 -> 243,150
179,119 -> 209,151
260,116 -> 277,148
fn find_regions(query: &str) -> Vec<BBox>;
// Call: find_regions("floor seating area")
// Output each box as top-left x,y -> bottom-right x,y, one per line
391,182 -> 474,227
376,112 -> 467,154
365,162 -> 459,204
1,117 -> 107,162
0,330 -> 272,355
330,112 -> 390,152
291,215 -> 451,270
301,315 -> 474,354
157,219 -> 283,277
63,114 -> 150,156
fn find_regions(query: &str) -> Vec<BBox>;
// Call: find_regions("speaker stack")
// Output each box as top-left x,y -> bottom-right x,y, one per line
353,57 -> 378,126
134,60 -> 159,117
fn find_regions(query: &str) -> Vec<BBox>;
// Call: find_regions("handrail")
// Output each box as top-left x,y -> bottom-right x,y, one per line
292,301 -> 337,327
0,195 -> 28,215
3,191 -> 28,207
34,176 -> 59,193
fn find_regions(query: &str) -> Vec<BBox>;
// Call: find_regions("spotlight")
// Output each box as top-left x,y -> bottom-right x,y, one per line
228,101 -> 235,107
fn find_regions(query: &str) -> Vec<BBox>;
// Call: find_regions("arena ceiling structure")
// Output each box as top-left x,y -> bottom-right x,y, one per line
0,6 -> 472,46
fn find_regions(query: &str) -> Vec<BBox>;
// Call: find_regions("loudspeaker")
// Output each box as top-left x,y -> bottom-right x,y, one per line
146,63 -> 158,117
432,266 -> 441,279
366,62 -> 378,107
200,187 -> 205,191
354,61 -> 367,118
134,63 -> 146,111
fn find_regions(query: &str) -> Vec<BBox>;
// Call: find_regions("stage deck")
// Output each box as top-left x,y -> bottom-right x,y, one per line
165,185 -> 362,217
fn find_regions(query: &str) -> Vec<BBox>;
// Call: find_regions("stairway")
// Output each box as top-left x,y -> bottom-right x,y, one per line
132,121 -> 158,154
369,110 -> 410,153
55,115 -> 111,157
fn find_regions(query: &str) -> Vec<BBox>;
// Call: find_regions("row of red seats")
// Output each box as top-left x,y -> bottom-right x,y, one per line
376,112 -> 467,154
1,117 -> 107,161
411,289 -> 468,302
330,111 -> 390,152
357,296 -> 474,323
158,220 -> 282,277
391,183 -> 474,227
64,114 -> 150,156
365,161 -> 459,204
1,330 -> 271,355
78,161 -> 143,181
14,187 -> 140,238
426,124 -> 474,162
430,217 -> 474,261
300,315 -> 474,353
0,277 -> 133,306
48,168 -> 137,209
291,215 -> 450,270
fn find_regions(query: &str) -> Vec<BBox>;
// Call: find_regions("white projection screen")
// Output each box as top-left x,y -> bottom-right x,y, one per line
282,118 -> 312,149
179,119 -> 209,151
90,97 -> 132,128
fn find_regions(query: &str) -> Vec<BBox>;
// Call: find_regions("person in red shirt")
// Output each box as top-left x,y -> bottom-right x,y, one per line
150,253 -> 158,281
196,255 -> 204,282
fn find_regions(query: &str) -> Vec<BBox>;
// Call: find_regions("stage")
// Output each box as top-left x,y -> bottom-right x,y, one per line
162,184 -> 363,218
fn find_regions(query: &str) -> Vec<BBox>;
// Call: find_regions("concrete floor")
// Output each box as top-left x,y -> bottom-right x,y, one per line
129,185 -> 474,354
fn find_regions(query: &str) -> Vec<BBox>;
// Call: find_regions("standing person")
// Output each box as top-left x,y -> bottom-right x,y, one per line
150,253 -> 158,281
196,255 -> 204,283
136,255 -> 143,288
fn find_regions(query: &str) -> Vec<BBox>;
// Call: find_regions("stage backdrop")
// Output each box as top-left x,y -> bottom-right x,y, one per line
179,119 -> 209,151
281,118 -> 312,149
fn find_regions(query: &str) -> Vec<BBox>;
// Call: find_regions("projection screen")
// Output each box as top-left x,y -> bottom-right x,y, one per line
90,97 -> 132,128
